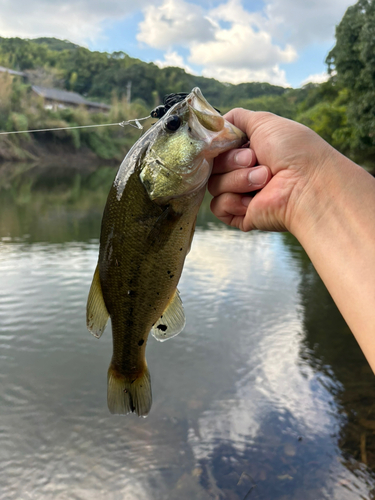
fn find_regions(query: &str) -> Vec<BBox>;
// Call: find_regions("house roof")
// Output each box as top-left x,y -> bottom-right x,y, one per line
32,85 -> 110,110
0,66 -> 26,77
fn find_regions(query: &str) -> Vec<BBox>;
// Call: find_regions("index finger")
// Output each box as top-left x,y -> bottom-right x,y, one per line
213,147 -> 257,175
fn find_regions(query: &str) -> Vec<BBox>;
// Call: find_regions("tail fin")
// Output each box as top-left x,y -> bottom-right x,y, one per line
107,364 -> 152,417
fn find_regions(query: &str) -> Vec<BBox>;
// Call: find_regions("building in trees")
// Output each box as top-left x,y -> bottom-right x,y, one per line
31,85 -> 110,112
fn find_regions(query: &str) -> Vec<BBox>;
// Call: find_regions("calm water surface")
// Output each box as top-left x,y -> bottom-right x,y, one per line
1,162 -> 375,500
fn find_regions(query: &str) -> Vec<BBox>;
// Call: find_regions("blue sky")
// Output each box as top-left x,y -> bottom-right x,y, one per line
0,0 -> 355,88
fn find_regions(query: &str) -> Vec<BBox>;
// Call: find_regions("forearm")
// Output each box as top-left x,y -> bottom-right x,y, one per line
292,151 -> 375,369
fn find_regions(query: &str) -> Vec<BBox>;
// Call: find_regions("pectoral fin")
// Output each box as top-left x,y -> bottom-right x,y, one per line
86,264 -> 109,338
151,288 -> 186,342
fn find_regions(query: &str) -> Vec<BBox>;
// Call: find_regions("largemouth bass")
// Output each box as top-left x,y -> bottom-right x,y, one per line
86,88 -> 247,416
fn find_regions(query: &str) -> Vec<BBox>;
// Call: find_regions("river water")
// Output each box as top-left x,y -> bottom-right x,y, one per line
1,162 -> 375,500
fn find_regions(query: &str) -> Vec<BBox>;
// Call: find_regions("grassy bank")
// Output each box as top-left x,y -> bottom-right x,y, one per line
0,72 -> 151,163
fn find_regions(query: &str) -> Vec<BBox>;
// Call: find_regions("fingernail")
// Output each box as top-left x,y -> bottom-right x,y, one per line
241,196 -> 251,207
249,166 -> 267,186
235,149 -> 252,167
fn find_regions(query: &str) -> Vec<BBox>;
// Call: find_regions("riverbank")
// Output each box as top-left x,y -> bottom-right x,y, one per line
0,133 -> 129,165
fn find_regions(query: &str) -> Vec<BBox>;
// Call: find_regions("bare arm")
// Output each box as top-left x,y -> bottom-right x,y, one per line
209,109 -> 375,370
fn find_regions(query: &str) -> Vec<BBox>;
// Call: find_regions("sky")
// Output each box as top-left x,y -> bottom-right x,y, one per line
0,0 -> 356,88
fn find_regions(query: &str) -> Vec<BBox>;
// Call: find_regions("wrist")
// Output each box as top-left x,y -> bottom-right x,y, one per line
287,146 -> 353,242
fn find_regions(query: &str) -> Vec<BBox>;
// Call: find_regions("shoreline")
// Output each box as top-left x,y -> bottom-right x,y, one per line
0,136 -> 126,166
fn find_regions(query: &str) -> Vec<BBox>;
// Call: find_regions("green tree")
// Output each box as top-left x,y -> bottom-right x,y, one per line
326,0 -> 375,153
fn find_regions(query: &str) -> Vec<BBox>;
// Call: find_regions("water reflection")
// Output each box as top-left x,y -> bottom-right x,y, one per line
0,163 -> 374,499
283,232 -> 375,478
0,161 -> 115,243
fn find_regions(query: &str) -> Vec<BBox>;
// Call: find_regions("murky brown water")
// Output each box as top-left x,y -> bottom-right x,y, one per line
1,162 -> 375,500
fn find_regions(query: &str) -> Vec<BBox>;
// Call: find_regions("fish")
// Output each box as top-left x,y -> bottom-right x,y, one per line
86,88 -> 247,416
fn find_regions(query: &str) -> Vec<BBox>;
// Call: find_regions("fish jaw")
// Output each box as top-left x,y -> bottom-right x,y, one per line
187,88 -> 248,157
204,117 -> 247,158
188,87 -> 221,115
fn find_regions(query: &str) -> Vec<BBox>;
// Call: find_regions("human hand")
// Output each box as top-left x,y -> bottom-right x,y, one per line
209,108 -> 337,234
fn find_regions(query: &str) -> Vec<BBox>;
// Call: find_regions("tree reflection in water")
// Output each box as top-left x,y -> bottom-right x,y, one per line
283,232 -> 375,485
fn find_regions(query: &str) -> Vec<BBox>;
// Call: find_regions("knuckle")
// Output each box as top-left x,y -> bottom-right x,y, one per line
210,192 -> 231,217
232,169 -> 248,191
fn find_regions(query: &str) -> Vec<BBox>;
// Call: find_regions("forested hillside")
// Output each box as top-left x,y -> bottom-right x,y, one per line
0,0 -> 374,166
0,36 -> 286,108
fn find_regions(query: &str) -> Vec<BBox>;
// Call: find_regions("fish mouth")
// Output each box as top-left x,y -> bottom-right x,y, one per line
187,87 -> 247,151
188,87 -> 221,116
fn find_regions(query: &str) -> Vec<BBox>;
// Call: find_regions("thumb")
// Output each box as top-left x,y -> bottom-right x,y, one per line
223,108 -> 271,141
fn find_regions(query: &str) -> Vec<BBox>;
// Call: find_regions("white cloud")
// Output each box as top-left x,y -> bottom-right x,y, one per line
209,0 -> 264,27
301,72 -> 330,86
190,23 -> 296,71
137,0 -> 216,48
264,0 -> 355,47
154,50 -> 195,74
0,0 -> 148,45
136,0 -> 355,86
200,65 -> 290,87
189,21 -> 296,85
138,0 -> 297,86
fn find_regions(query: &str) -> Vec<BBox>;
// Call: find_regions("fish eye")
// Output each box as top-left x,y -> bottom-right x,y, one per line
165,115 -> 181,132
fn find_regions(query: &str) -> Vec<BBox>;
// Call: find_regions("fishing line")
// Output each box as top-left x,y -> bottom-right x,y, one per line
0,91 -> 206,136
0,116 -> 151,136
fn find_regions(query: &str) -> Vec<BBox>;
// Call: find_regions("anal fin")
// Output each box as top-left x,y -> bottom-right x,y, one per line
151,288 -> 186,342
86,263 -> 109,338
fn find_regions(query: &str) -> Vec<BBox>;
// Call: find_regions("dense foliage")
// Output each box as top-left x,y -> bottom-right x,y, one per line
326,0 -> 375,158
0,36 -> 286,108
0,0 -> 374,167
